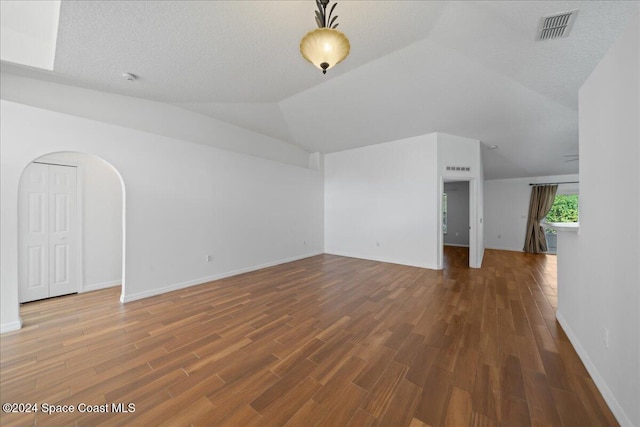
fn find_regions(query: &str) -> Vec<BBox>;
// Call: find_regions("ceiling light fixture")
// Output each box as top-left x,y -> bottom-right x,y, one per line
300,0 -> 350,74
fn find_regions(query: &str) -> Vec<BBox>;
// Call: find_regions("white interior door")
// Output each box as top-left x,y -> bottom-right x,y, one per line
19,163 -> 50,302
48,164 -> 78,297
19,162 -> 78,303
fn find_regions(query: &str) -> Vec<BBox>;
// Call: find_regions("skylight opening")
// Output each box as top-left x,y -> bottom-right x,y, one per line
1,0 -> 61,70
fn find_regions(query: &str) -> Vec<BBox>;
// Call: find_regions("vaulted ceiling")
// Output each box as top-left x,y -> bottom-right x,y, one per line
2,1 -> 638,178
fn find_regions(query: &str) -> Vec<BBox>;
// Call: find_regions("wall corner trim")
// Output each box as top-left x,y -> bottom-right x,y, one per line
0,319 -> 23,334
556,311 -> 632,427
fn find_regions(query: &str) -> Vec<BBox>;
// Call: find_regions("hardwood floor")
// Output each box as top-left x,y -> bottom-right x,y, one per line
0,248 -> 618,426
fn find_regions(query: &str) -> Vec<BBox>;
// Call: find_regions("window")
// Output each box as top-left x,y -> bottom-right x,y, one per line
544,194 -> 578,255
546,194 -> 579,224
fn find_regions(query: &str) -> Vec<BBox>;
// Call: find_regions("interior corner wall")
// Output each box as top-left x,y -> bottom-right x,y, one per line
477,143 -> 485,266
557,14 -> 639,426
324,134 -> 439,268
1,99 -> 324,332
0,73 -> 310,169
436,133 -> 483,268
37,152 -> 123,291
484,174 -> 579,252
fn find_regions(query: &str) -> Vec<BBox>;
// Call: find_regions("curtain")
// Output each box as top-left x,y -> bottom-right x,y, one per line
523,184 -> 558,253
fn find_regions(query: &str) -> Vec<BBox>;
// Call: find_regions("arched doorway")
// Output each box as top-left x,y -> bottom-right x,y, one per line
17,151 -> 126,306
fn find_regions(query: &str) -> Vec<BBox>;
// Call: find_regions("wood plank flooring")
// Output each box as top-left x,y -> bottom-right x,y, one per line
0,248 -> 618,426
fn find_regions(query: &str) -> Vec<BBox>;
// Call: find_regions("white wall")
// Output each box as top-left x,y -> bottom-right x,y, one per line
557,14 -> 638,427
37,152 -> 123,291
325,132 -> 483,270
325,134 -> 439,268
484,174 -> 579,252
1,99 -> 324,333
0,73 -> 310,169
444,181 -> 469,246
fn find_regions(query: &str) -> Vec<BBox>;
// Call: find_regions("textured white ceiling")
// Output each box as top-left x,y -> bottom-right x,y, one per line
3,0 -> 638,178
53,0 -> 445,103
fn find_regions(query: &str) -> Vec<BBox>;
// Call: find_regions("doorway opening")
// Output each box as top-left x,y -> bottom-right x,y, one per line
443,180 -> 470,268
543,193 -> 579,255
18,152 -> 125,305
442,180 -> 471,268
439,177 -> 480,269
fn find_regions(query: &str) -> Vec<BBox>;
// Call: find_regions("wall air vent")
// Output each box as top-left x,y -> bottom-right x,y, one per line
537,10 -> 578,41
446,166 -> 471,172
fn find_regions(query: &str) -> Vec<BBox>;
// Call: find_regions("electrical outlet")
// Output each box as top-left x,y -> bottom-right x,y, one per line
498,234 -> 501,239
376,241 -> 380,247
206,255 -> 213,262
603,328 -> 610,348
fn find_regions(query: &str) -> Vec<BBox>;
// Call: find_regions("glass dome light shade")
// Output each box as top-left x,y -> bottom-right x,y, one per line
300,27 -> 350,73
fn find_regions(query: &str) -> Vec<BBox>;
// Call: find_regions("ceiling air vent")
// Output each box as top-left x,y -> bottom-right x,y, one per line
537,10 -> 578,41
446,166 -> 471,172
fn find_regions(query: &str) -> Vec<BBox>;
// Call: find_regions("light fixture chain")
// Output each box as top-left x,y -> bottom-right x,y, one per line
301,0 -> 350,74
316,0 -> 329,28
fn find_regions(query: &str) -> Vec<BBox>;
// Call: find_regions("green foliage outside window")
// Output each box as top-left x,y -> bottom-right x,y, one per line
546,194 -> 579,223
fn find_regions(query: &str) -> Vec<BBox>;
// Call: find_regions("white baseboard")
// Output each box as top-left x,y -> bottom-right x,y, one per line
83,280 -> 121,292
556,311 -> 632,427
120,251 -> 323,303
324,250 -> 437,270
484,245 -> 523,252
0,318 -> 23,334
443,243 -> 470,247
